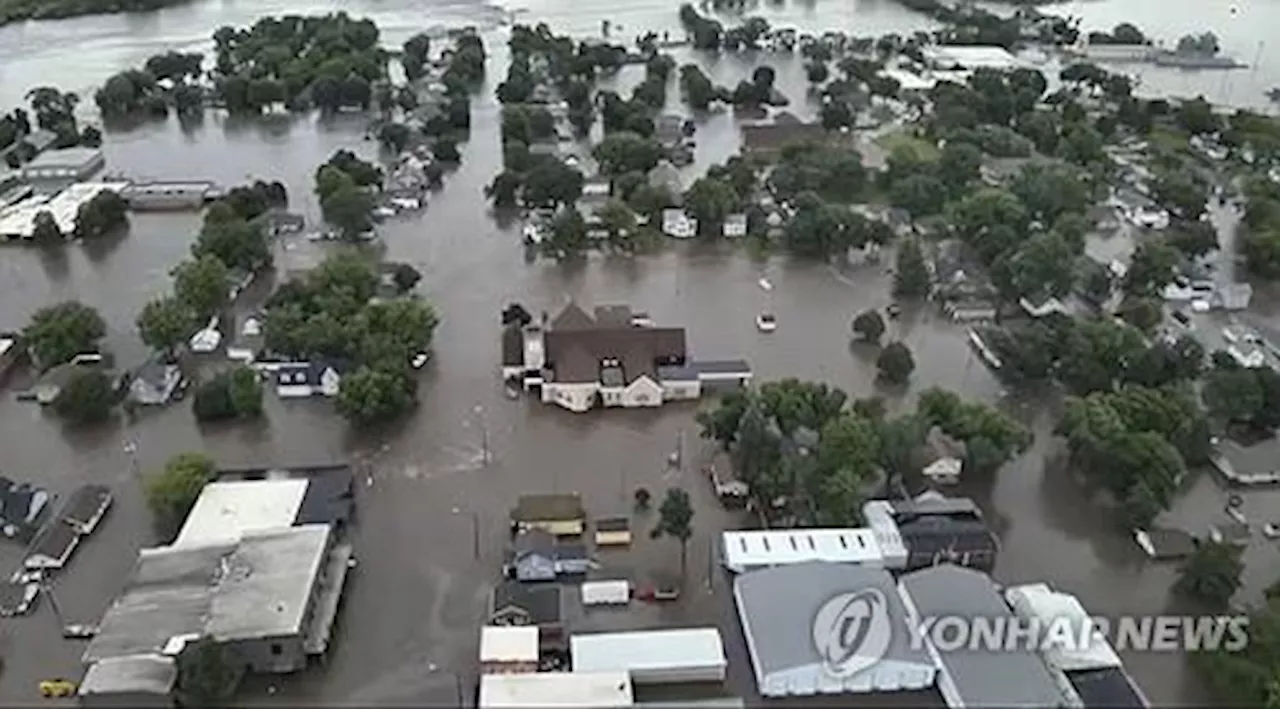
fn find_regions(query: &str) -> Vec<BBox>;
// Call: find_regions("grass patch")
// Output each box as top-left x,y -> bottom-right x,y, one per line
874,129 -> 940,162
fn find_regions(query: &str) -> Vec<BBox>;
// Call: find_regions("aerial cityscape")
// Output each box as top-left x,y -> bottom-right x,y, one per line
0,0 -> 1279,705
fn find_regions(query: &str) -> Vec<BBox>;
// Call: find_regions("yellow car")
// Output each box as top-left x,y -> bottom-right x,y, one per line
39,679 -> 76,698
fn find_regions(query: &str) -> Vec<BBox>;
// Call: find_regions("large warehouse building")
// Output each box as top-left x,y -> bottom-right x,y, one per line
570,628 -> 727,684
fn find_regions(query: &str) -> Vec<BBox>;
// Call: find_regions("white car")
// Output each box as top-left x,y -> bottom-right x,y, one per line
1265,524 -> 1280,539
756,313 -> 777,333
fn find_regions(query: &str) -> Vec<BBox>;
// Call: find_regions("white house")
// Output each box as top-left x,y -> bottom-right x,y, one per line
722,213 -> 748,238
922,456 -> 962,486
662,209 -> 697,239
275,361 -> 344,398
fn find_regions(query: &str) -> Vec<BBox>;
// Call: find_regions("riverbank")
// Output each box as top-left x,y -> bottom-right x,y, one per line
0,0 -> 188,27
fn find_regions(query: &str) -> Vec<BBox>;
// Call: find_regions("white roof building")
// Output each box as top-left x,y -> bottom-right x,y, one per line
881,68 -> 937,92
479,671 -> 634,708
173,479 -> 309,547
922,45 -> 1022,70
480,626 -> 539,664
722,528 -> 883,574
0,181 -> 128,239
1003,583 -> 1121,672
571,628 -> 727,684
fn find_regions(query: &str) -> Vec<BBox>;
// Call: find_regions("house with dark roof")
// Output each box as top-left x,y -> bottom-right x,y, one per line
505,529 -> 591,582
741,118 -> 837,155
0,476 -> 52,543
489,581 -> 565,649
274,360 -> 345,398
61,484 -> 112,535
126,356 -> 184,406
899,565 -> 1066,708
863,492 -> 1000,573
512,302 -> 750,412
24,521 -> 79,570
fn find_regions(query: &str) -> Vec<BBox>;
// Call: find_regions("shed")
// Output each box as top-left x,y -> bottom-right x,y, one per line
594,517 -> 631,546
570,628 -> 727,684
581,580 -> 631,606
480,625 -> 539,673
721,528 -> 882,574
479,671 -> 633,708
511,493 -> 586,536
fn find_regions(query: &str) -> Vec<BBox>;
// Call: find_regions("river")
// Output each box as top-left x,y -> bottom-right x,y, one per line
0,0 -> 1273,704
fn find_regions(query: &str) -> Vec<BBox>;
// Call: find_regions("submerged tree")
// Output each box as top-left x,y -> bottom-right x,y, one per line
651,487 -> 694,581
1175,541 -> 1244,610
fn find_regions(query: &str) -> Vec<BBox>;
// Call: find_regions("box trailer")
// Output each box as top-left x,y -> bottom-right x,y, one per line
581,580 -> 630,606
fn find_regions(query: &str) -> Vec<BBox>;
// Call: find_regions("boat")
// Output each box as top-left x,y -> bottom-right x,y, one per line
756,313 -> 777,333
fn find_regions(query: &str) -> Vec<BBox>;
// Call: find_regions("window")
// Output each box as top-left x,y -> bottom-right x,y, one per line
270,643 -> 282,656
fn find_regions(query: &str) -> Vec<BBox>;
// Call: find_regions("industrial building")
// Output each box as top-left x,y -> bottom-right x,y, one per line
0,181 -> 128,239
1005,583 -> 1149,708
77,653 -> 176,708
863,492 -> 999,573
173,474 -> 351,547
19,147 -> 105,183
733,563 -> 936,697
479,671 -> 634,708
721,528 -> 883,574
899,565 -> 1065,707
570,628 -> 727,684
120,181 -> 221,211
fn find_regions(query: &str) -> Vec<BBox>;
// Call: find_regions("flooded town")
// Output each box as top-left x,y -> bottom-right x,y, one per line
2,0 -> 1280,705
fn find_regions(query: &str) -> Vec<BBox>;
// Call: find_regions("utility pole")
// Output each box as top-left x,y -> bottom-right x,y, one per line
472,511 -> 481,561
474,404 -> 490,465
42,581 -> 64,628
122,439 -> 139,479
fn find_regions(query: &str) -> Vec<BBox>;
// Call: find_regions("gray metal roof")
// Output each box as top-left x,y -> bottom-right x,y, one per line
79,654 -> 177,696
84,525 -> 332,663
23,147 -> 102,169
899,565 -> 1064,708
733,563 -> 936,697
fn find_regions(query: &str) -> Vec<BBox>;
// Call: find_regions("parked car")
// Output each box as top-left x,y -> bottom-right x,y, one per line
39,679 -> 76,698
756,313 -> 777,333
62,624 -> 98,639
1264,523 -> 1280,539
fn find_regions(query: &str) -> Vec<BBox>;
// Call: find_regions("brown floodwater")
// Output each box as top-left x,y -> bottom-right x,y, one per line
3,0 -> 1279,702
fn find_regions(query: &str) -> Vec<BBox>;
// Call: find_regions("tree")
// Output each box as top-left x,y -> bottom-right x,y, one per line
193,218 -> 267,273
876,341 -> 916,384
597,199 -> 638,253
227,365 -> 263,417
1168,221 -> 1219,259
937,141 -> 982,189
172,256 -> 229,321
176,637 -> 240,708
1175,541 -> 1244,609
486,171 -> 522,209
1154,170 -> 1208,220
137,296 -> 195,354
593,132 -> 663,175
805,62 -> 829,84
23,301 -> 107,369
433,137 -> 461,163
53,369 -> 114,424
540,208 -> 589,261
651,487 -> 694,580
392,263 -> 422,293
1123,242 -> 1179,297
320,184 -> 374,237
683,177 -> 738,236
378,123 -> 411,153
894,238 -> 931,297
73,191 -> 128,239
890,174 -> 946,218
1203,368 -> 1264,422
193,376 -> 235,421
634,487 -> 651,512
31,210 -> 62,242
144,452 -> 216,541
852,309 -> 886,344
336,366 -> 415,425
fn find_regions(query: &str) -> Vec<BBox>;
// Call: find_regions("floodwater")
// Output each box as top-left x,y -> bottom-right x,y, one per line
0,0 -> 1276,704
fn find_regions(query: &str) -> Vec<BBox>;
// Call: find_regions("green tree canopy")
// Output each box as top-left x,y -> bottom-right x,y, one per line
145,452 -> 216,541
23,301 -> 107,369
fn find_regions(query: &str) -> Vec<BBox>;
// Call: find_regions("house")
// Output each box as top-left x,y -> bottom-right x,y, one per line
863,492 -> 1000,573
22,361 -> 95,405
19,147 -> 105,183
506,528 -> 591,581
899,565 -> 1064,707
647,161 -> 682,197
1216,282 -> 1253,311
275,361 -> 344,398
1133,528 -> 1197,560
943,298 -> 998,322
580,179 -> 611,205
61,484 -> 113,535
0,476 -> 52,543
662,208 -> 697,239
1020,295 -> 1070,318
480,625 -> 540,674
740,120 -> 833,155
594,517 -> 631,546
0,580 -> 39,617
24,521 -> 80,570
922,427 -> 966,486
83,525 -> 353,682
489,581 -> 565,649
581,579 -> 631,606
511,493 -> 586,536
127,357 -> 184,406
722,213 -> 748,238
654,114 -> 686,148
733,563 -> 937,697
